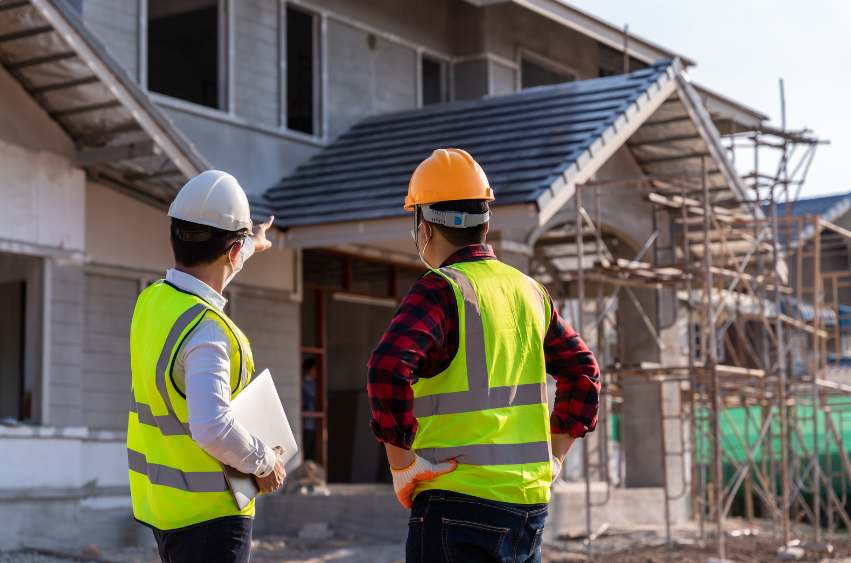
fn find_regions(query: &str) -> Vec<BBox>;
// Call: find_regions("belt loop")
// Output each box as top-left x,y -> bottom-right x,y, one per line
438,491 -> 445,500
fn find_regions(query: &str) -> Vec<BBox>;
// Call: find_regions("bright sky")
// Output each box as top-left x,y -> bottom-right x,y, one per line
566,0 -> 850,200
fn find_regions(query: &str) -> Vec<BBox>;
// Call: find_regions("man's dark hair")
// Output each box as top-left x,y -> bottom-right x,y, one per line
302,357 -> 317,374
170,218 -> 247,268
420,199 -> 489,247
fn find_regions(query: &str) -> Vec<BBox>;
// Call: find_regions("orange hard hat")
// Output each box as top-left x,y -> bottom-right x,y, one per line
404,148 -> 495,211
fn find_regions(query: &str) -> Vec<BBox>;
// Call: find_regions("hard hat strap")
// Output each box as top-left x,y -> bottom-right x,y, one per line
421,204 -> 491,229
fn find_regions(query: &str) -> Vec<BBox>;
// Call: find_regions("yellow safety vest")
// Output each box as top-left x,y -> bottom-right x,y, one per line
412,259 -> 553,505
127,281 -> 255,530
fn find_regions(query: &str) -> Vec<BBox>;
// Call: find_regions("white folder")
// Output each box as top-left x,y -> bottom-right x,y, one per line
221,369 -> 299,509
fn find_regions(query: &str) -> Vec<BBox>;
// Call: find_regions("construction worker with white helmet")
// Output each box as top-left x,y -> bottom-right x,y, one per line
366,149 -> 601,562
127,170 -> 285,563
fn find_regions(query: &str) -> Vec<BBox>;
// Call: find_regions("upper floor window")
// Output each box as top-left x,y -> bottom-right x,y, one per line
287,7 -> 317,135
148,0 -> 225,110
421,56 -> 445,106
521,57 -> 575,89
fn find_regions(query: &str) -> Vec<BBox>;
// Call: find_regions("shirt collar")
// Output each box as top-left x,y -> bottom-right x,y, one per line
166,269 -> 227,311
440,244 -> 496,268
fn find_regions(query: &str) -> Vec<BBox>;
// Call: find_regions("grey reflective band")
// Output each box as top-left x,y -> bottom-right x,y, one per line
414,267 -> 548,418
421,204 -> 491,229
417,441 -> 552,467
153,303 -> 207,436
413,382 -> 546,418
437,267 -> 489,390
130,397 -> 191,436
128,449 -> 228,493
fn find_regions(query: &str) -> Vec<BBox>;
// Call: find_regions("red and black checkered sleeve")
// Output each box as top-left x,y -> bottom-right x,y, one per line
367,274 -> 453,450
543,292 -> 601,438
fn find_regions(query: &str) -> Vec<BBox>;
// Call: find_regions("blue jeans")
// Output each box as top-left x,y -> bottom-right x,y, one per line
406,490 -> 547,563
152,517 -> 253,563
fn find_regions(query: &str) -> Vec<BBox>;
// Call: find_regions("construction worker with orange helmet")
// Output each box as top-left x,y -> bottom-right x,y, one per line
128,171 -> 286,563
366,149 -> 601,562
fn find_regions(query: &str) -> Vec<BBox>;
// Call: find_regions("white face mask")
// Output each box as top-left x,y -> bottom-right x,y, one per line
223,237 -> 246,289
413,210 -> 437,270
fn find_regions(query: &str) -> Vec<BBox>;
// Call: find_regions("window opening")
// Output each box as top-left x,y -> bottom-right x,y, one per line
421,56 -> 443,106
287,7 -> 316,135
148,0 -> 223,109
521,58 -> 574,89
0,281 -> 26,421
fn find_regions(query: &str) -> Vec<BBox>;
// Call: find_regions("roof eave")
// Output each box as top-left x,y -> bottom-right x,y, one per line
282,203 -> 538,249
36,0 -> 210,178
694,83 -> 769,131
534,62 -> 679,226
490,0 -> 695,67
671,61 -> 754,210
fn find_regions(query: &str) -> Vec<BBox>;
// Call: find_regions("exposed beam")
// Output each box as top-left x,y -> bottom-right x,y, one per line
51,100 -> 122,117
0,25 -> 52,44
7,50 -> 76,70
628,134 -> 704,147
76,122 -> 142,143
76,140 -> 159,166
637,152 -> 712,165
30,74 -> 98,94
127,167 -> 182,181
0,0 -> 31,12
640,116 -> 693,128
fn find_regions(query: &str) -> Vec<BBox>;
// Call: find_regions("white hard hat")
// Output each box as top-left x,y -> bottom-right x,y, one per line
168,170 -> 252,231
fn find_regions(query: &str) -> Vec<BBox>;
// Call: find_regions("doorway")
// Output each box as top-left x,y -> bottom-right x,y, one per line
300,250 -> 424,482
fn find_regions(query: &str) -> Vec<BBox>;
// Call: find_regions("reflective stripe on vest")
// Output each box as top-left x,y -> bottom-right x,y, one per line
413,266 -> 548,466
128,281 -> 254,531
127,449 -> 229,493
410,259 -> 553,505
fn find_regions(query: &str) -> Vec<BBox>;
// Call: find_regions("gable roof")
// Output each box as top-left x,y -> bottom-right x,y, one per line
267,60 -> 677,229
266,57 -> 748,243
0,0 -> 209,203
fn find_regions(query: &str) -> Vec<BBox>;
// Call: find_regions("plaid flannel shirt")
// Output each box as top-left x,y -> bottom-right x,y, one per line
367,245 -> 601,450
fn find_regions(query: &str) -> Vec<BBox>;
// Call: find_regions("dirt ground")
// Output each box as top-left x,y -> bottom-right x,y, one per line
8,520 -> 851,563
544,535 -> 850,563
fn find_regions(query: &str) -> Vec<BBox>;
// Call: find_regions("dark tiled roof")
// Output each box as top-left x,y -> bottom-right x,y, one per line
265,60 -> 675,228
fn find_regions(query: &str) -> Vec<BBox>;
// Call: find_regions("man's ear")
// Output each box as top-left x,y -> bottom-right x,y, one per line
228,239 -> 243,262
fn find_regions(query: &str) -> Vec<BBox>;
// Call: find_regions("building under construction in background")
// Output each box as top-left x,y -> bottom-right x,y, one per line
0,0 -> 847,558
544,87 -> 844,560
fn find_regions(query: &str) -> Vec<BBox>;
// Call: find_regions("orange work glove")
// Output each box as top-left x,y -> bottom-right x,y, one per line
391,455 -> 458,508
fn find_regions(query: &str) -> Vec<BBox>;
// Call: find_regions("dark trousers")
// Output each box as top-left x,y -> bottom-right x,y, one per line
152,517 -> 253,563
407,490 -> 547,563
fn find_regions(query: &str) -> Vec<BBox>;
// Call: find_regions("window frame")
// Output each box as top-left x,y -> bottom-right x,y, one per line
516,48 -> 578,90
283,4 -> 323,138
141,0 -> 231,113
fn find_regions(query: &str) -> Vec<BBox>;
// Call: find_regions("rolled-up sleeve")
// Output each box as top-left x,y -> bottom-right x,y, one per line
367,276 -> 449,450
543,294 -> 601,437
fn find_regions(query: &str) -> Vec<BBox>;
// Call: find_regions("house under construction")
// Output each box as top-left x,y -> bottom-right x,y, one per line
0,0 -> 845,557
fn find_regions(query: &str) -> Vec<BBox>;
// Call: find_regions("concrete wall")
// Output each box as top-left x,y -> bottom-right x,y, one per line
234,0 -> 280,126
482,3 -> 599,81
255,482 -> 686,543
81,0 -> 140,80
0,65 -> 84,252
326,19 -> 418,140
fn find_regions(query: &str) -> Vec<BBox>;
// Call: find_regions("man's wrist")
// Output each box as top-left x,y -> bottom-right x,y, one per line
255,445 -> 278,477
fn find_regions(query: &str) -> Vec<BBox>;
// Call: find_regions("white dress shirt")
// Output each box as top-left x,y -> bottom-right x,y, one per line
165,238 -> 277,478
